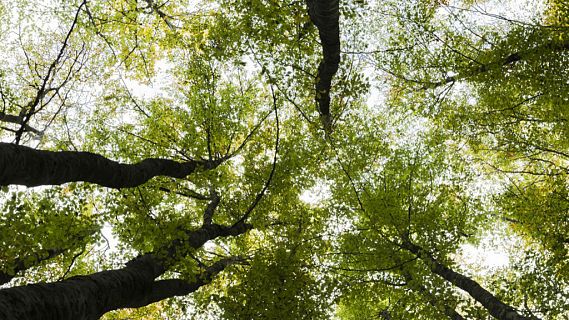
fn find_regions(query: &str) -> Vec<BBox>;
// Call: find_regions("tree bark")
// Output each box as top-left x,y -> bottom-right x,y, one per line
401,240 -> 538,320
0,221 -> 251,319
306,0 -> 340,129
0,254 -> 164,320
0,143 -> 221,188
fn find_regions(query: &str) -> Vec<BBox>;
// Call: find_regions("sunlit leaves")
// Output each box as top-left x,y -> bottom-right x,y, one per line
0,186 -> 100,283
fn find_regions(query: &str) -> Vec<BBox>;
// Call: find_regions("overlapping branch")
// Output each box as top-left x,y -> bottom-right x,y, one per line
0,195 -> 251,319
423,39 -> 569,89
400,269 -> 465,320
14,0 -> 87,144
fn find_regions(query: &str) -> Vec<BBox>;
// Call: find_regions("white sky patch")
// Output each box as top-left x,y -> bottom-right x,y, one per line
438,0 -> 546,26
121,59 -> 174,100
456,222 -> 524,273
230,155 -> 245,176
460,243 -> 509,269
299,181 -> 331,205
100,223 -> 119,254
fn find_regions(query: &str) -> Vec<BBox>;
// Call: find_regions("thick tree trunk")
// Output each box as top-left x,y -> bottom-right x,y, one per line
402,240 -> 538,320
0,143 -> 219,188
0,255 -> 163,320
306,0 -> 340,129
0,255 -> 235,320
0,221 -> 251,319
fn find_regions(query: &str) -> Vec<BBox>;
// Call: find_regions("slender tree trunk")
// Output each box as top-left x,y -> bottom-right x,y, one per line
306,0 -> 340,129
401,240 -> 538,320
0,143 -> 220,188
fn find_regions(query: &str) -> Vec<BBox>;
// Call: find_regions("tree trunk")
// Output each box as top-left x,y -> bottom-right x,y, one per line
0,220 -> 251,319
402,240 -> 538,320
306,0 -> 340,129
0,255 -> 163,320
0,143 -> 219,188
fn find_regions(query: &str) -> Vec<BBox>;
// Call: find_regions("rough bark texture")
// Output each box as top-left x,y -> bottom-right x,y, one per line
0,221 -> 251,319
402,240 -> 538,320
164,221 -> 252,261
441,301 -> 466,320
306,0 -> 340,129
0,143 -> 219,188
0,255 -> 163,320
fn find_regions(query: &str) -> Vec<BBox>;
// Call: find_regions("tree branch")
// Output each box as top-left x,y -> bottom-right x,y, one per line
0,143 -> 224,188
401,239 -> 539,320
0,206 -> 251,319
0,248 -> 66,285
400,269 -> 465,320
424,39 -> 569,89
306,0 -> 341,130
15,0 -> 86,144
0,112 -> 42,135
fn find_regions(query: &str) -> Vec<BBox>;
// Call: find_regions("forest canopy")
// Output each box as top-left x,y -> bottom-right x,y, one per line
0,0 -> 567,319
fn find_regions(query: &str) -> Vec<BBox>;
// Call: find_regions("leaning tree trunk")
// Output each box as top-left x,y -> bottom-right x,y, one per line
0,221 -> 251,319
401,240 -> 539,320
0,143 -> 220,188
0,255 -> 165,320
306,0 -> 340,129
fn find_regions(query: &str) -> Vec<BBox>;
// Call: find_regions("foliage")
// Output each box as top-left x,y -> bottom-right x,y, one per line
0,0 -> 567,319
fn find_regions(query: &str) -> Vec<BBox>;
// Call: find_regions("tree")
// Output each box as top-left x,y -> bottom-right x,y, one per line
0,0 -> 567,319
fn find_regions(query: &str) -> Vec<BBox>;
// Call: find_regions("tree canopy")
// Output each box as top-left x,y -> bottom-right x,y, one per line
0,0 -> 567,319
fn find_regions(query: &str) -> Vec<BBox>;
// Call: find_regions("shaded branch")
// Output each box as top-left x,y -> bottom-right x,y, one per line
0,112 -> 42,135
157,186 -> 210,200
130,257 -> 242,308
202,189 -> 220,225
15,0 -> 86,144
400,269 -> 465,320
233,87 -> 280,226
0,143 -> 224,188
0,203 -> 252,319
0,248 -> 66,286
